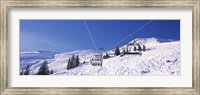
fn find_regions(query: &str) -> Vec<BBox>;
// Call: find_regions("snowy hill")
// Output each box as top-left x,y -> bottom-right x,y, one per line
128,37 -> 174,45
20,51 -> 57,71
20,38 -> 180,76
20,50 -> 94,74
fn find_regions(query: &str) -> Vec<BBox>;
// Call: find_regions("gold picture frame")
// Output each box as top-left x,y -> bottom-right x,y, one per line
0,0 -> 199,95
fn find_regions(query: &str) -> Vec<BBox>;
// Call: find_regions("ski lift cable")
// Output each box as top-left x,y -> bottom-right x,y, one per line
107,20 -> 153,50
83,20 -> 98,50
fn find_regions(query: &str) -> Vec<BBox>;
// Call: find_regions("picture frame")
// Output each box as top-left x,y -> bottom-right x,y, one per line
0,0 -> 199,95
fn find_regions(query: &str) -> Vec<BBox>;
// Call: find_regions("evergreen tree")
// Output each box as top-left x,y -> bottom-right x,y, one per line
134,46 -> 137,51
67,55 -> 80,70
106,53 -> 109,58
24,64 -> 30,75
75,55 -> 80,67
20,70 -> 24,75
103,53 -> 110,59
71,55 -> 75,60
67,58 -> 71,70
126,48 -> 129,53
37,60 -> 50,75
71,55 -> 76,68
72,60 -> 76,68
143,45 -> 146,51
50,70 -> 53,74
103,55 -> 106,59
115,47 -> 120,56
123,48 -> 126,54
138,45 -> 142,51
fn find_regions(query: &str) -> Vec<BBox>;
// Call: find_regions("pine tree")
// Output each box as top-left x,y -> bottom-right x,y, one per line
24,64 -> 30,75
75,55 -> 80,67
134,46 -> 137,51
71,55 -> 76,68
103,53 -> 110,59
138,45 -> 142,51
67,58 -> 71,70
37,60 -> 50,75
123,48 -> 126,54
67,55 -> 80,70
20,70 -> 24,75
126,48 -> 129,53
115,47 -> 120,56
50,70 -> 53,74
73,60 -> 76,68
143,45 -> 146,51
106,53 -> 109,58
103,55 -> 106,59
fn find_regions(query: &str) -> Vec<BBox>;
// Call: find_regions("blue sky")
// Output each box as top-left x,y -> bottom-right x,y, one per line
20,20 -> 180,52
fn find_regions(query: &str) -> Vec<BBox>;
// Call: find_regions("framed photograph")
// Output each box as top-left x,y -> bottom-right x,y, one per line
1,0 -> 199,95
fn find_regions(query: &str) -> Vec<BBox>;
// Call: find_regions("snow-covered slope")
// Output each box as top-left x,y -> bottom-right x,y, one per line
20,38 -> 180,76
20,50 -> 94,74
128,37 -> 174,45
20,51 -> 57,71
